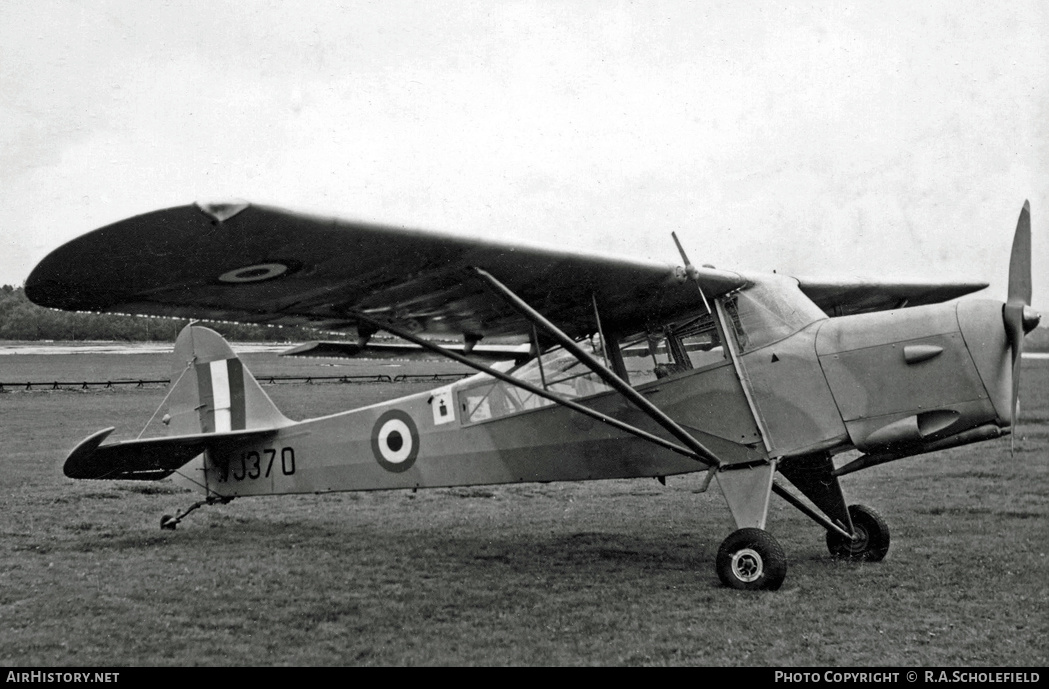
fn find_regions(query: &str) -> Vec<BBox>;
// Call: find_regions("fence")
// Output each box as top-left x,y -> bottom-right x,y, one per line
0,372 -> 470,392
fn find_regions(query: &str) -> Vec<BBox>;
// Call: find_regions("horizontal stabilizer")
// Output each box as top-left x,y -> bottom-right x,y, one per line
64,427 -> 278,481
282,340 -> 533,364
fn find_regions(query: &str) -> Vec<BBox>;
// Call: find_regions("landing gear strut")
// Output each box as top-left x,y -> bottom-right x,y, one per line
716,528 -> 787,591
826,504 -> 890,562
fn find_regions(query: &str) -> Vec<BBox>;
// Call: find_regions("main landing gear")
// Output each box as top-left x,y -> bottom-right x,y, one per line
826,504 -> 891,562
716,528 -> 787,591
714,503 -> 891,591
711,454 -> 890,590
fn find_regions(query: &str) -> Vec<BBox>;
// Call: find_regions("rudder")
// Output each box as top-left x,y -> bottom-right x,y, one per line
165,325 -> 292,436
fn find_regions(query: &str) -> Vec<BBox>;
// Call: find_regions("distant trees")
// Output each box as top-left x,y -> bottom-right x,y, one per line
0,285 -> 330,342
3,282 -> 1047,350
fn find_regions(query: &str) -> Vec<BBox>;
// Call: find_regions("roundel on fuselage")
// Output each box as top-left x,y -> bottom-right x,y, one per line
371,409 -> 419,473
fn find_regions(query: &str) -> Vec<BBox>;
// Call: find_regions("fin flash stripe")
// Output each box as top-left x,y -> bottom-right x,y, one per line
196,358 -> 247,432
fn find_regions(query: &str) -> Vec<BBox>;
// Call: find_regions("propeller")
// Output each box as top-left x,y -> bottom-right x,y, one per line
1003,201 -> 1041,447
671,231 -> 712,313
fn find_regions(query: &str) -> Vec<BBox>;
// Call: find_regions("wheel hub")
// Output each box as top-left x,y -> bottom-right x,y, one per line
731,548 -> 764,582
848,524 -> 870,553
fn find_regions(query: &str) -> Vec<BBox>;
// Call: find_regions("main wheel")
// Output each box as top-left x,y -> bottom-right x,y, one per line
826,504 -> 890,562
160,514 -> 177,531
715,528 -> 787,591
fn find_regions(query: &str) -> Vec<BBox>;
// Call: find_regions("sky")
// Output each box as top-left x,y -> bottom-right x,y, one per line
3,0 -> 1048,306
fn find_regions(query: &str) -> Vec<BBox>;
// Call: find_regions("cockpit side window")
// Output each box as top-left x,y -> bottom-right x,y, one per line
457,298 -> 746,424
621,313 -> 726,385
458,341 -> 613,424
675,315 -> 725,370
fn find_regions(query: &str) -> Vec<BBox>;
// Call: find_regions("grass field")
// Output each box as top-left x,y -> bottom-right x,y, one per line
1,350 -> 1046,666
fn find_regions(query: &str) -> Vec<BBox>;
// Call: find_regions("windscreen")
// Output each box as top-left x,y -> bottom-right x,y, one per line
722,275 -> 827,353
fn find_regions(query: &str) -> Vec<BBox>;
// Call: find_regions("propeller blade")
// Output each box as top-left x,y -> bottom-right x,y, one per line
671,231 -> 693,268
1003,201 -> 1035,451
670,232 -> 713,313
1005,302 -> 1025,424
1008,200 -> 1032,306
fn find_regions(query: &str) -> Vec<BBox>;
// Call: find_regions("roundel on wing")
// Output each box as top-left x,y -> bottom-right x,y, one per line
371,410 -> 419,473
217,261 -> 299,284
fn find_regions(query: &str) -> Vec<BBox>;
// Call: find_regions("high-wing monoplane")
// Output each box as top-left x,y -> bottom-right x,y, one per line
26,200 -> 1041,589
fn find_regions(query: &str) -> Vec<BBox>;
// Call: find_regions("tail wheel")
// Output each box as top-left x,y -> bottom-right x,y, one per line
715,528 -> 787,591
827,504 -> 890,562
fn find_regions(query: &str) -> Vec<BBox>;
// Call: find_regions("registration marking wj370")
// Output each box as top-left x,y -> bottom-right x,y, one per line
214,446 -> 296,482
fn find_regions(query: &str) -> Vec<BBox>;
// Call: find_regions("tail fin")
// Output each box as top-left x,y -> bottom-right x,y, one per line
62,325 -> 288,483
165,325 -> 292,435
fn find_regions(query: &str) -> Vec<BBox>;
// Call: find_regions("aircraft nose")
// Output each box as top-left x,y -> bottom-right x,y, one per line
957,300 -> 1012,426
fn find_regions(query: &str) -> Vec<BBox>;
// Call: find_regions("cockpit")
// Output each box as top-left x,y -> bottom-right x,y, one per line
457,274 -> 827,426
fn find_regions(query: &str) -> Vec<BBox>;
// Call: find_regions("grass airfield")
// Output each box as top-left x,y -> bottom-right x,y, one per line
1,349 -> 1046,666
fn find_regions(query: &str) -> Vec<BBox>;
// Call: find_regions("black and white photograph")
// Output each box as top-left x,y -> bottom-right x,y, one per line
2,0 -> 1046,668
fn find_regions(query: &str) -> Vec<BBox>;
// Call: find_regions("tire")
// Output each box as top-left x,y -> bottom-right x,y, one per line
826,504 -> 890,562
160,514 -> 177,531
715,528 -> 788,591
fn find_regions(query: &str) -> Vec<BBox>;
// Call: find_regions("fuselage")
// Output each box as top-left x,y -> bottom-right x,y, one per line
177,277 -> 1014,499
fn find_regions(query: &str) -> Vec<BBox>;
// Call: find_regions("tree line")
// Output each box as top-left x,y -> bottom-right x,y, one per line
0,285 -> 329,342
4,283 -> 1047,349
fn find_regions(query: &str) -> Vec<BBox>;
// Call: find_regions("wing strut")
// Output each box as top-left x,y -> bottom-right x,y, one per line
351,313 -> 710,465
471,268 -> 723,469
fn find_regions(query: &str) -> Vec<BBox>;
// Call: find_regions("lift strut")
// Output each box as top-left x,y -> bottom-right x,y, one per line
471,268 -> 722,469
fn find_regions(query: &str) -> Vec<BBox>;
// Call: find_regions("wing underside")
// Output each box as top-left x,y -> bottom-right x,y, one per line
798,277 -> 988,316
27,202 -> 986,340
26,203 -> 744,342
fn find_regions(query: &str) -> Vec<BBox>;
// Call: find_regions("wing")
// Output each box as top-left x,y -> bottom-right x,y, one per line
64,427 -> 278,480
796,277 -> 988,317
27,202 -> 744,341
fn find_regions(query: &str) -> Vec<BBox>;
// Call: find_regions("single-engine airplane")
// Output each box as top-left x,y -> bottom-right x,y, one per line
26,200 -> 1041,590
